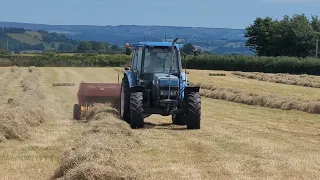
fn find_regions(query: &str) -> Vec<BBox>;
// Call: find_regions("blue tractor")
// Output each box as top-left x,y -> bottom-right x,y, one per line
120,38 -> 201,129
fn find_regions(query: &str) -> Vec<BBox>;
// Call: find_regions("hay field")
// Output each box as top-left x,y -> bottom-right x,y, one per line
0,67 -> 319,179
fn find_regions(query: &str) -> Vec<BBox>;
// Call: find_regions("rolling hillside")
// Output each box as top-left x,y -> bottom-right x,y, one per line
0,27 -> 79,53
0,21 -> 254,54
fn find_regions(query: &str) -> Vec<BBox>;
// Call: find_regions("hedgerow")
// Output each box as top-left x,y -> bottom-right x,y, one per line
185,55 -> 320,75
0,54 -> 131,67
1,53 -> 320,75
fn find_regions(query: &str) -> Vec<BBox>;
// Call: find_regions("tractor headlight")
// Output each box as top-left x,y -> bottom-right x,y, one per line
170,90 -> 177,96
160,90 -> 177,96
160,90 -> 168,96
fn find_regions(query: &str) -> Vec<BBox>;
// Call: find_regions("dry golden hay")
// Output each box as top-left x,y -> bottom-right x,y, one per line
232,71 -> 320,88
28,66 -> 35,72
192,82 -> 320,114
208,73 -> 226,76
83,103 -> 119,121
0,68 -> 46,142
7,98 -> 14,104
0,66 -> 23,98
10,65 -> 19,72
0,110 -> 30,141
52,103 -> 142,180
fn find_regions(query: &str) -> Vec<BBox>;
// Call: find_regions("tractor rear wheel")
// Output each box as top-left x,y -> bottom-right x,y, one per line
130,92 -> 144,129
186,92 -> 201,129
73,104 -> 81,120
172,114 -> 187,125
120,76 -> 130,123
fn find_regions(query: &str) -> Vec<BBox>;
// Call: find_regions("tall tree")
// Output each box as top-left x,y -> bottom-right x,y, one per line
245,14 -> 319,57
181,43 -> 195,55
245,17 -> 277,56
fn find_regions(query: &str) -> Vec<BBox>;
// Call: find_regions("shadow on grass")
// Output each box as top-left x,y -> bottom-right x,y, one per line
144,122 -> 188,130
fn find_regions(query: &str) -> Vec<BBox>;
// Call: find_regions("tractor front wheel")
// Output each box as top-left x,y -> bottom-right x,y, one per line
186,92 -> 201,129
130,92 -> 144,129
73,104 -> 81,120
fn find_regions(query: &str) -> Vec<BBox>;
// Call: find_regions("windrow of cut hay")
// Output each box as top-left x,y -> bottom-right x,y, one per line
232,71 -> 320,88
0,66 -> 23,96
52,103 -> 143,180
191,82 -> 320,114
0,67 -> 46,142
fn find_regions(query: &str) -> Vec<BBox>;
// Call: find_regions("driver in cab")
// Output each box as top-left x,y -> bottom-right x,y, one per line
144,52 -> 163,72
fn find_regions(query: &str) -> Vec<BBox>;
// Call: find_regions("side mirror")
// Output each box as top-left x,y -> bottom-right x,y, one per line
124,43 -> 131,55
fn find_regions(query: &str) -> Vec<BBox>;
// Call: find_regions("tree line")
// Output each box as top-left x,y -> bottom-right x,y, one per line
245,14 -> 320,58
0,27 -> 126,54
76,41 -> 124,54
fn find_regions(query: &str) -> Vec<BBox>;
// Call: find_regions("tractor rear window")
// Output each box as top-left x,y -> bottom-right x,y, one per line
144,46 -> 179,74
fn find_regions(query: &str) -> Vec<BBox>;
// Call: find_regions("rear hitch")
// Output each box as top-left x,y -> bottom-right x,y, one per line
170,108 -> 187,115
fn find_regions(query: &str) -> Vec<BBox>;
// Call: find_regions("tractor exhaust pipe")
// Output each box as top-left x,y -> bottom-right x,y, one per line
167,38 -> 179,100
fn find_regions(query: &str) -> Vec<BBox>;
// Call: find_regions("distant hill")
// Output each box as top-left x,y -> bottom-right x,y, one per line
0,26 -> 80,53
0,21 -> 254,55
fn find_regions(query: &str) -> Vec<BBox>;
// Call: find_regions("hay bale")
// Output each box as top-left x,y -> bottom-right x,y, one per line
52,82 -> 76,86
209,73 -> 226,76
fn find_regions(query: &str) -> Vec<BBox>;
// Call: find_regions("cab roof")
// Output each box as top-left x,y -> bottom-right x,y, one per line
131,41 -> 183,48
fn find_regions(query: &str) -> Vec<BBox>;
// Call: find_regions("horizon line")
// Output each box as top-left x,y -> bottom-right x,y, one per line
0,20 -> 246,30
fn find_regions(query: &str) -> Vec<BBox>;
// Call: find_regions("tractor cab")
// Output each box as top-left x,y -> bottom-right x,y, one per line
121,39 -> 201,130
126,41 -> 183,109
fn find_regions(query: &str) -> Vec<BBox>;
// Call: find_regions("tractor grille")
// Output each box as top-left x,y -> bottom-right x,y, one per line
159,86 -> 179,99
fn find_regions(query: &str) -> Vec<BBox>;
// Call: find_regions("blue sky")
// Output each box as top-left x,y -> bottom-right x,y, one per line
1,0 -> 320,29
